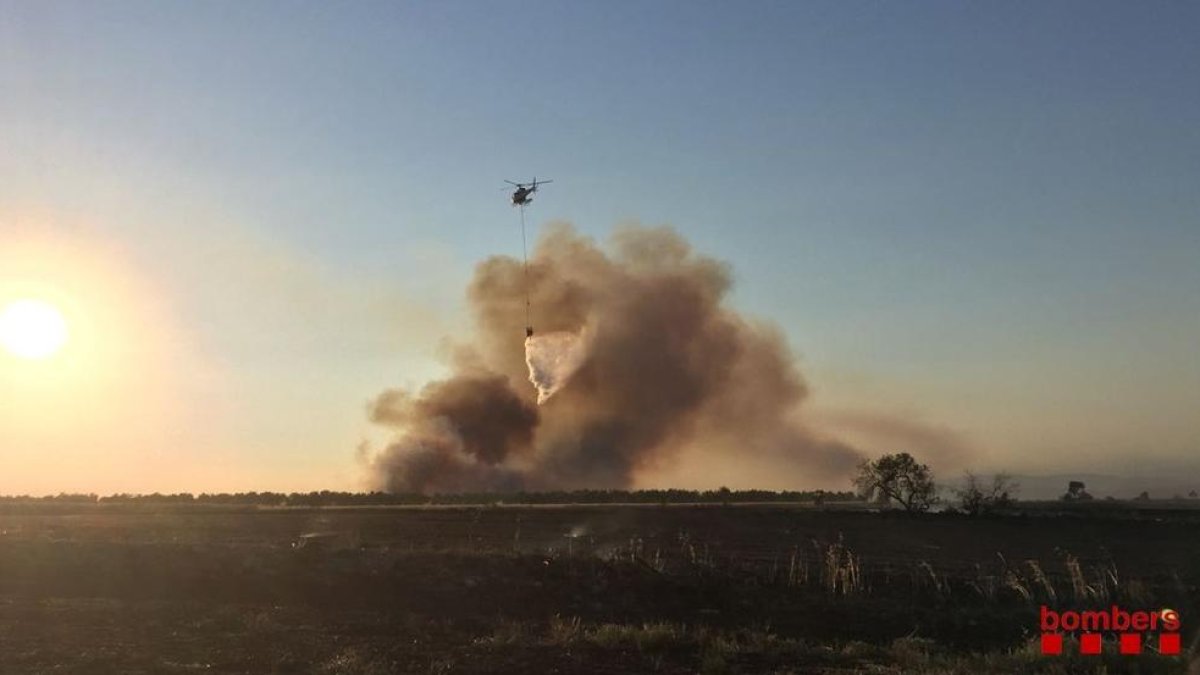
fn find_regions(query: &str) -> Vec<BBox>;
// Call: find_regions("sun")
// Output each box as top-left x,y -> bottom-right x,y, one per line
0,299 -> 69,360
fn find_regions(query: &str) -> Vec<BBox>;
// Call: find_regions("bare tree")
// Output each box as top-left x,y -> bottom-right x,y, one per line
852,453 -> 938,513
955,472 -> 1019,515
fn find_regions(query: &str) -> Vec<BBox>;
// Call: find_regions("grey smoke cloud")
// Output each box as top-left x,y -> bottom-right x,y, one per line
366,223 -> 862,492
811,409 -> 972,472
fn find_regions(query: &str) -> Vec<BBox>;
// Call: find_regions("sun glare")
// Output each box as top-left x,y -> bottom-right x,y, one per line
0,299 -> 69,360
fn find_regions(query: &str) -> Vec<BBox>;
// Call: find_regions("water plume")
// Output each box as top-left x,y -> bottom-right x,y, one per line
525,329 -> 589,404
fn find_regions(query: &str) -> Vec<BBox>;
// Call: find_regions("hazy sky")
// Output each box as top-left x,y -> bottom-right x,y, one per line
1,1 -> 1197,494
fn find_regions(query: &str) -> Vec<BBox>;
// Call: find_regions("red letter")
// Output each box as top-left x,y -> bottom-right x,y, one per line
1162,609 -> 1181,631
1040,605 -> 1059,632
1131,612 -> 1149,632
1112,606 -> 1130,631
1080,611 -> 1109,632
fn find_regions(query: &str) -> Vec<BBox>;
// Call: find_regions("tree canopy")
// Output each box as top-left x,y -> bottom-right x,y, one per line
852,452 -> 938,513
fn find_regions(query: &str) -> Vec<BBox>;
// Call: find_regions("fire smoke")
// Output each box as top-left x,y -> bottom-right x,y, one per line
366,223 -> 861,493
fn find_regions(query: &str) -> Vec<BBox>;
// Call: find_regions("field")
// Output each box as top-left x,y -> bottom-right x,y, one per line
1,502 -> 1197,674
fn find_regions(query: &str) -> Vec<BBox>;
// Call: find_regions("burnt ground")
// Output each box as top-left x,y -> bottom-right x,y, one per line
0,504 -> 1197,674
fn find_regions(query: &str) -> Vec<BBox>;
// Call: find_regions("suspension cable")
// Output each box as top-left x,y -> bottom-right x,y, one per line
520,204 -> 532,336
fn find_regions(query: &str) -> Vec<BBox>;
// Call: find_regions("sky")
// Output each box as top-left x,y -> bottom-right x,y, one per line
1,1 -> 1197,494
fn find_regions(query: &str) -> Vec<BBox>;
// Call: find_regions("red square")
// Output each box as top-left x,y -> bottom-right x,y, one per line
1041,633 -> 1063,655
1119,633 -> 1142,654
1080,633 -> 1102,655
1159,633 -> 1181,655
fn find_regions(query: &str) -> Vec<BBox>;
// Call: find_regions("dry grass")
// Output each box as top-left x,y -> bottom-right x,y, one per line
2,504 -> 1195,674
818,535 -> 863,596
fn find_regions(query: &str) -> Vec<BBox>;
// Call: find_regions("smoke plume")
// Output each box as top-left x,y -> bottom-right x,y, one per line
367,223 -> 861,492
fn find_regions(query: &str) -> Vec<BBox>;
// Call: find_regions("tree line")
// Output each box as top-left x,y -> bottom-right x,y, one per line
0,488 -> 858,507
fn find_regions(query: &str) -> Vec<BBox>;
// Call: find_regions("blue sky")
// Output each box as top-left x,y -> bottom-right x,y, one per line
1,1 -> 1197,492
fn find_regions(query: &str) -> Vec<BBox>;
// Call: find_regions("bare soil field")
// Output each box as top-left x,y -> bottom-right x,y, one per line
0,504 -> 1196,673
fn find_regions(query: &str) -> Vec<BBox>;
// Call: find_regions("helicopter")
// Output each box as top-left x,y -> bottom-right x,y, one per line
505,178 -> 552,206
